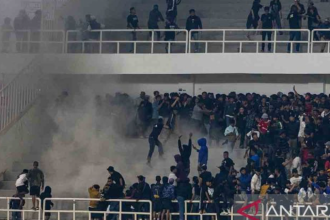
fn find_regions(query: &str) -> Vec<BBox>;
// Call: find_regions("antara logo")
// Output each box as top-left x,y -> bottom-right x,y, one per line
237,200 -> 261,220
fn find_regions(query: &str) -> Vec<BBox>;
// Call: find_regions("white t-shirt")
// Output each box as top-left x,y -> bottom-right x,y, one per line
168,172 -> 177,186
291,156 -> 302,174
15,173 -> 27,187
290,176 -> 302,186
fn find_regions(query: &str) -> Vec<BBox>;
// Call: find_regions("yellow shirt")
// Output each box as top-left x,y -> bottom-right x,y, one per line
88,187 -> 101,208
260,184 -> 270,196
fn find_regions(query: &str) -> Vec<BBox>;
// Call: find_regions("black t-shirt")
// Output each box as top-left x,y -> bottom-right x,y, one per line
199,171 -> 212,186
251,2 -> 263,18
221,158 -> 235,172
261,13 -> 274,29
287,12 -> 301,29
110,171 -> 125,187
127,15 -> 139,28
149,122 -> 164,138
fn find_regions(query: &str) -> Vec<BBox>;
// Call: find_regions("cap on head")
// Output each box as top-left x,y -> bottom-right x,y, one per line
261,113 -> 269,119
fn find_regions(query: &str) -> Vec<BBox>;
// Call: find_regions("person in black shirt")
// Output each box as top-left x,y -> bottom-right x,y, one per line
198,165 -> 212,213
147,117 -> 164,166
127,7 -> 140,52
305,2 -> 321,40
287,5 -> 302,53
164,18 -> 179,53
107,166 -> 126,191
178,133 -> 192,175
260,7 -> 275,52
246,0 -> 263,39
166,0 -> 178,21
186,9 -> 203,52
148,5 -> 164,41
270,0 -> 283,33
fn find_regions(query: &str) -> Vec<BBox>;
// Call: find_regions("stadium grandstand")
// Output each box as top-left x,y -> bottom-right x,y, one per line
0,0 -> 330,220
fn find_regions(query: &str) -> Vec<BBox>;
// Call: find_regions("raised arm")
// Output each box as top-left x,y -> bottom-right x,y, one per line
178,136 -> 183,155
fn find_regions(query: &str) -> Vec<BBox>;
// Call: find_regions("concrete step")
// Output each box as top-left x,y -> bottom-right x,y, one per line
0,181 -> 16,190
0,190 -> 16,197
3,171 -> 20,181
11,162 -> 40,172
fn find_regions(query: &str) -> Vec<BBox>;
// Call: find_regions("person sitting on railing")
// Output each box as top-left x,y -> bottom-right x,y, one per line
15,169 -> 29,195
318,18 -> 330,53
1,17 -> 13,53
259,7 -> 275,53
127,7 -> 140,53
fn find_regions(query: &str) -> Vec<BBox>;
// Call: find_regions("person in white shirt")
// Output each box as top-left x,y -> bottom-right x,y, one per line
291,154 -> 302,175
251,168 -> 261,194
168,166 -> 178,186
246,128 -> 260,141
298,114 -> 306,142
15,169 -> 29,194
290,169 -> 302,186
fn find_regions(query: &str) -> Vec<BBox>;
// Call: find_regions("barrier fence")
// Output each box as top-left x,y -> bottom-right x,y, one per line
311,29 -> 330,53
0,57 -> 41,133
0,197 -> 41,220
2,28 -> 330,54
0,197 -> 329,220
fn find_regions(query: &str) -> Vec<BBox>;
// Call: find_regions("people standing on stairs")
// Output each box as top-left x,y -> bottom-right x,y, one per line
193,138 -> 208,173
305,2 -> 321,40
148,5 -> 165,41
164,18 -> 180,53
178,133 -> 192,176
147,117 -> 164,166
27,161 -> 44,210
186,9 -> 203,53
287,5 -> 302,53
318,18 -> 330,53
260,7 -> 275,52
127,7 -> 140,53
166,0 -> 178,22
15,169 -> 29,194
270,0 -> 283,34
40,186 -> 54,220
246,0 -> 263,40
10,191 -> 25,220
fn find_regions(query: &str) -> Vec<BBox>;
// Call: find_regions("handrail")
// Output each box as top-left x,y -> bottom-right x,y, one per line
0,197 -> 41,220
3,28 -> 330,54
311,29 -> 330,53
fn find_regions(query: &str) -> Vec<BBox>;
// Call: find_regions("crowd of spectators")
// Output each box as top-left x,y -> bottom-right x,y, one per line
87,86 -> 330,219
1,0 -> 330,53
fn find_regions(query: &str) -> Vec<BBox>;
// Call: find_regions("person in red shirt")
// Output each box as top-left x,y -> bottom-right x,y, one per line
258,113 -> 271,147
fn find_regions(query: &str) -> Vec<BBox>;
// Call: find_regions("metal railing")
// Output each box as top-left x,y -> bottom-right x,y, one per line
189,29 -> 311,53
0,197 -> 41,220
43,198 -> 152,220
311,29 -> 330,53
1,30 -> 65,53
0,57 -> 42,133
0,197 -> 327,220
4,28 -> 330,54
66,29 -> 188,54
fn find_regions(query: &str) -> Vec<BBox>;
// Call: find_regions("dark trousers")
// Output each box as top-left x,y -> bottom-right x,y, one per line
287,31 -> 301,52
148,137 -> 163,159
12,211 -> 21,220
262,31 -> 272,51
148,24 -> 161,40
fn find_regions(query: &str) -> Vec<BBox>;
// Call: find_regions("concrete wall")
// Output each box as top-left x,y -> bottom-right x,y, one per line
51,74 -> 329,96
1,53 -> 330,75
